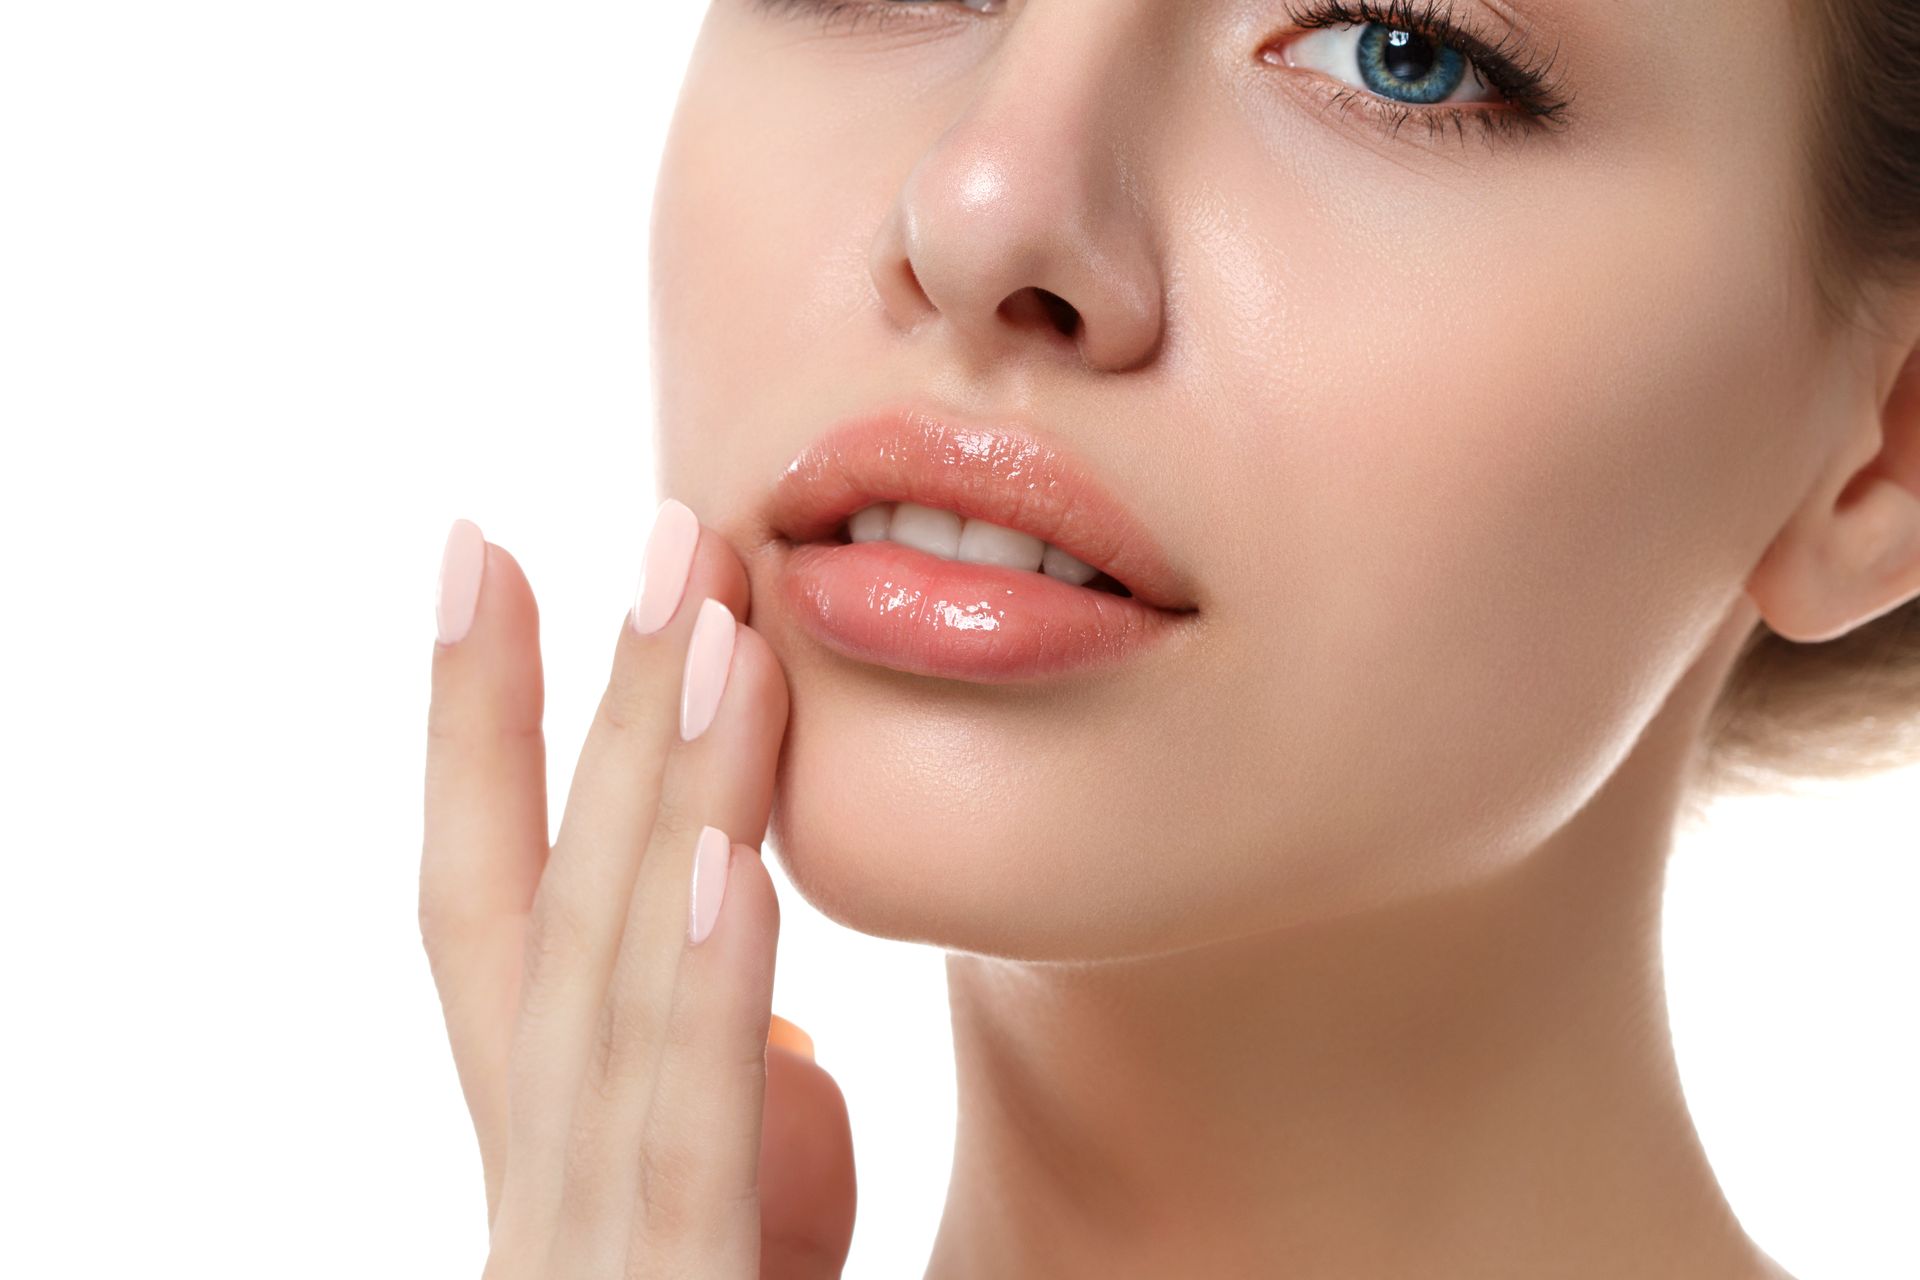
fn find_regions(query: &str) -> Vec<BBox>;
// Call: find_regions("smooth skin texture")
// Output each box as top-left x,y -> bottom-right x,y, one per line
433,0 -> 1920,1274
634,0 -> 1920,1275
420,519 -> 856,1276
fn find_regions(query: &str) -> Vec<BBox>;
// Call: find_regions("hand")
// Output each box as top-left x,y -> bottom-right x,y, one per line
419,508 -> 857,1277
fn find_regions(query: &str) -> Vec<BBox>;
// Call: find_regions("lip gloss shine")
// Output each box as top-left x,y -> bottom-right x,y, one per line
777,535 -> 1183,682
764,406 -> 1199,683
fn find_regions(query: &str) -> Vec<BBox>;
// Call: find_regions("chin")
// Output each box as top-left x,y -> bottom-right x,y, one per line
746,551 -> 1633,963
759,677 -> 1361,965
759,677 -> 1200,961
762,709 -> 1097,961
759,657 -> 1612,968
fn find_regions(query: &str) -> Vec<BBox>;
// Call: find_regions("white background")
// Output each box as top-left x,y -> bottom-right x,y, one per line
2,4 -> 1914,1276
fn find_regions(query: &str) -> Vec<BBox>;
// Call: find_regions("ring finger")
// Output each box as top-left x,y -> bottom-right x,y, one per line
494,501 -> 748,1228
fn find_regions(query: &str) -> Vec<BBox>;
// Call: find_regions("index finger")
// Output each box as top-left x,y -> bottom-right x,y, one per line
420,519 -> 551,1220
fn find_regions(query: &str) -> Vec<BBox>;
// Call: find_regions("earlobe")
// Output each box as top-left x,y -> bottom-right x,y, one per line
1747,328 -> 1920,645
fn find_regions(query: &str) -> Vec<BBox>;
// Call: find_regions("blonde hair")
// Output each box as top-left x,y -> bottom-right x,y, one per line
1693,0 -> 1920,800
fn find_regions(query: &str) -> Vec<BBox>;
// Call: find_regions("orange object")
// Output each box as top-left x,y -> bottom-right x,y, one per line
767,1013 -> 815,1062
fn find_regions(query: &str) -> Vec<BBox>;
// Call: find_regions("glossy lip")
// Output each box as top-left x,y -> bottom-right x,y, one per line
764,405 -> 1200,611
762,404 -> 1200,683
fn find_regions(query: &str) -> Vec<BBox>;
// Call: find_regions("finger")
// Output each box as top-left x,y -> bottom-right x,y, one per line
560,618 -> 791,1255
758,1048 -> 857,1280
631,841 -> 781,1274
420,519 -> 548,1222
499,502 -> 750,1212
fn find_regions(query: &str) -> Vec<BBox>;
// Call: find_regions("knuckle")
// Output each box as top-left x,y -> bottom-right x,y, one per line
647,782 -> 700,853
416,876 -> 473,968
518,895 -> 591,1008
729,1026 -> 774,1080
416,882 -> 444,955
586,1003 -> 623,1099
656,971 -> 721,1074
425,679 -> 476,746
659,979 -> 707,1063
556,1124 -> 620,1233
596,637 -> 676,742
586,994 -> 655,1103
592,679 -> 655,740
636,1132 -> 704,1240
428,687 -> 545,751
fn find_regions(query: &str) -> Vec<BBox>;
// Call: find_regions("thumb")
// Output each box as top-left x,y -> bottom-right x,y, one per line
759,1029 -> 857,1276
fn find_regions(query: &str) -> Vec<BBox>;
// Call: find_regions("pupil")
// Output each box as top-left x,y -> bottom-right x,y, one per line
1382,29 -> 1434,82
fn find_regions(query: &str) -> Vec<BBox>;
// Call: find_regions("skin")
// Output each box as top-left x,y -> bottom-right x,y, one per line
424,528 -> 858,1276
424,0 -> 1920,1275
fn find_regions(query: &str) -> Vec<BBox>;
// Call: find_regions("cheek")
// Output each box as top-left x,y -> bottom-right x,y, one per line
764,652 -> 1264,960
649,47 -> 911,491
648,60 -> 854,495
1180,142 -> 1821,883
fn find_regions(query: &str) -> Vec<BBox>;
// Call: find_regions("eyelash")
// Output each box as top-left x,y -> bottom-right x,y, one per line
749,0 -> 1575,144
1277,0 -> 1574,144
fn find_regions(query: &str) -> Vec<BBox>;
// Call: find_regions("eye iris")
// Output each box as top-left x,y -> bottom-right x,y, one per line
1356,24 -> 1467,104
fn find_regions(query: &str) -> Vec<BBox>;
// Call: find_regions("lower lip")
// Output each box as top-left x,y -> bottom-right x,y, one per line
774,538 -> 1188,683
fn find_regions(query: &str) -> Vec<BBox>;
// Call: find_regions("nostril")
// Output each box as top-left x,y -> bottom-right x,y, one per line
1044,285 -> 1090,333
1037,288 -> 1080,338
1000,286 -> 1081,339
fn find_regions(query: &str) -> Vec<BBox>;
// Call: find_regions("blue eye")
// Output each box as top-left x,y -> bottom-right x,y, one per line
1359,25 -> 1473,104
1281,21 -> 1501,108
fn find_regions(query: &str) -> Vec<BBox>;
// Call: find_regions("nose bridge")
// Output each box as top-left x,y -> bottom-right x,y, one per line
872,2 -> 1166,372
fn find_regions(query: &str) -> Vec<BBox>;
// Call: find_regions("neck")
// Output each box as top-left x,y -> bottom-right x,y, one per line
924,598 -> 1784,1280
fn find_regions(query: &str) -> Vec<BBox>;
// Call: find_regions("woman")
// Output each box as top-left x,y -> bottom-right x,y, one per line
419,0 -> 1920,1274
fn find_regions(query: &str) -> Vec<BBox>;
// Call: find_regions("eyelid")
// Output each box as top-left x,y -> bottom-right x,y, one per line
1274,0 -> 1577,130
751,0 -> 997,33
1278,23 -> 1503,106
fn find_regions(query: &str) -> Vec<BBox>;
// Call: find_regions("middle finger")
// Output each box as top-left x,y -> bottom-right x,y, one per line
562,604 -> 790,1264
498,501 -> 749,1208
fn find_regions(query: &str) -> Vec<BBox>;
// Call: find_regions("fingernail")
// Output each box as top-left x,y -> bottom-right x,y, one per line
688,825 -> 733,946
436,519 -> 486,645
768,1014 -> 816,1062
632,498 -> 700,636
679,596 -> 736,742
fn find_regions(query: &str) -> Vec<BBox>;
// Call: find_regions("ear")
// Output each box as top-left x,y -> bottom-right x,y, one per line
1747,299 -> 1920,644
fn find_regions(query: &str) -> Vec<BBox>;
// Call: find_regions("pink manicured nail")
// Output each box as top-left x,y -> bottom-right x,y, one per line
688,825 -> 733,947
679,596 -> 737,741
436,519 -> 486,645
631,498 -> 700,636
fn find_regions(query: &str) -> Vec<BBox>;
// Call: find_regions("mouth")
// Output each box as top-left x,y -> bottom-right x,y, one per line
814,502 -> 1141,598
762,405 -> 1200,684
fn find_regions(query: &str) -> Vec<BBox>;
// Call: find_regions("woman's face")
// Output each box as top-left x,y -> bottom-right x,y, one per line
649,0 -> 1843,959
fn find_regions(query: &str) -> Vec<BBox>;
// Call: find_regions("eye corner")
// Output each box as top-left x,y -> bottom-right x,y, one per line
1255,21 -> 1325,71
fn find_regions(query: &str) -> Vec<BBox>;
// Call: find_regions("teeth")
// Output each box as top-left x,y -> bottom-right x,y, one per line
957,515 -> 1045,572
1040,543 -> 1099,586
887,501 -> 963,560
847,502 -> 894,543
840,501 -> 1111,590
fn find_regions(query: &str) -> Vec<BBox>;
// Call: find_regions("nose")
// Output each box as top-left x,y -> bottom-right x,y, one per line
866,4 -> 1167,374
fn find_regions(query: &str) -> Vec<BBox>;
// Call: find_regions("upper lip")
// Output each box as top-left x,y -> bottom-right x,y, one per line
764,404 -> 1199,612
